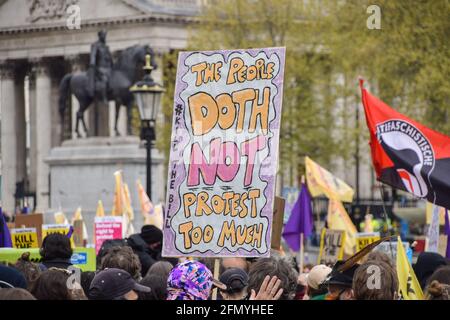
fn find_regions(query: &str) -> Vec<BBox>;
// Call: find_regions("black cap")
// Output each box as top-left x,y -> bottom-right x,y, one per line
325,261 -> 359,288
141,225 -> 163,245
89,268 -> 150,300
219,268 -> 249,293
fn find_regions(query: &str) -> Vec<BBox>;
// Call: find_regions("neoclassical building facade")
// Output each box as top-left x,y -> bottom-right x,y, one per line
0,0 -> 201,216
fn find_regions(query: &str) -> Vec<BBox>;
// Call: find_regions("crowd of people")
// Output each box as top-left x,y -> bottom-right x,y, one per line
0,225 -> 449,300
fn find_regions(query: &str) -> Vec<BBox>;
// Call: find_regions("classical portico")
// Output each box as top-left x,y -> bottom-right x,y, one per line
0,0 -> 200,223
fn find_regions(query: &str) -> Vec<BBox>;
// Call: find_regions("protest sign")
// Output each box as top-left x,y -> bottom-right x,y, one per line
281,187 -> 299,223
73,220 -> 84,247
426,204 -> 440,253
374,241 -> 412,263
15,213 -> 43,246
271,196 -> 285,250
356,232 -> 380,251
317,229 -> 346,265
0,247 -> 96,271
163,47 -> 286,257
426,202 -> 447,225
42,224 -> 75,248
438,235 -> 448,257
94,216 -> 123,254
10,228 -> 38,249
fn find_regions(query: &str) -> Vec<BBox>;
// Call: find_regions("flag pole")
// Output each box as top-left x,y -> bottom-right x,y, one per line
299,232 -> 304,273
212,258 -> 220,300
299,175 -> 306,272
378,182 -> 395,261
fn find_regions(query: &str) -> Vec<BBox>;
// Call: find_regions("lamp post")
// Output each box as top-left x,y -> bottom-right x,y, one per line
130,54 -> 165,199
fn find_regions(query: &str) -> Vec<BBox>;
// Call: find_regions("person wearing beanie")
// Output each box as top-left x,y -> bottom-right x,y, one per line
413,252 -> 448,290
0,264 -> 27,289
127,224 -> 177,276
140,225 -> 163,246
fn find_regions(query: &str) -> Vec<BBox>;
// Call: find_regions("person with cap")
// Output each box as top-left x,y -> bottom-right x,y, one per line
304,264 -> 332,300
325,261 -> 359,300
219,268 -> 249,300
88,268 -> 150,300
167,260 -> 225,300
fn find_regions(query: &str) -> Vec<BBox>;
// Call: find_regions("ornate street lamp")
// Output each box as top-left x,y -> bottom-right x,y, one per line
130,54 -> 165,199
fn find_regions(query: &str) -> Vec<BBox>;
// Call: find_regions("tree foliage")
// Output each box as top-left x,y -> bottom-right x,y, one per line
158,0 -> 449,185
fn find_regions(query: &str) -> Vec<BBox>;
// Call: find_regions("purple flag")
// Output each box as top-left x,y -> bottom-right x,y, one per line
282,183 -> 313,252
0,207 -> 12,248
445,209 -> 450,259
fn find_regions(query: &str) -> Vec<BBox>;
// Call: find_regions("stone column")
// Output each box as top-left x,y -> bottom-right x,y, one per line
14,67 -> 27,192
32,59 -> 52,212
0,62 -> 20,214
50,75 -> 62,148
28,74 -> 37,193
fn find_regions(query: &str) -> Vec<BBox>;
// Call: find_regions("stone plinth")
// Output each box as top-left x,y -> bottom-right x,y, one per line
46,136 -> 165,241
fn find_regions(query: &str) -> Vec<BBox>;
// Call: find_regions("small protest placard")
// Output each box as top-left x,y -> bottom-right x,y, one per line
374,241 -> 412,263
42,224 -> 75,248
73,220 -> 85,247
10,228 -> 39,249
356,232 -> 381,251
15,213 -> 43,246
94,216 -> 123,254
438,235 -> 448,258
318,229 -> 346,265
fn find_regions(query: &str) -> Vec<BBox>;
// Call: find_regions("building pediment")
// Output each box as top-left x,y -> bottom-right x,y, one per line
0,0 -> 200,32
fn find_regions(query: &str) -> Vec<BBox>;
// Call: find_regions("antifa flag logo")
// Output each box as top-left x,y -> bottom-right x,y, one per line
361,80 -> 450,210
376,119 -> 434,199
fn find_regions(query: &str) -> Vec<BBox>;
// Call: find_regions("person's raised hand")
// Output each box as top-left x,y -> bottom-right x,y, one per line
249,275 -> 283,300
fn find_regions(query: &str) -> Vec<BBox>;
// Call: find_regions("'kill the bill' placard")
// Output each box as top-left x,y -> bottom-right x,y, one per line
163,47 -> 285,257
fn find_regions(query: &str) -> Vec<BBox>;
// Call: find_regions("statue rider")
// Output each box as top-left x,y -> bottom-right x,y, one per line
89,29 -> 113,104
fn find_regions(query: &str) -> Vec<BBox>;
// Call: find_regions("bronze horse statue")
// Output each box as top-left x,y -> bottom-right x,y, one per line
58,45 -> 156,137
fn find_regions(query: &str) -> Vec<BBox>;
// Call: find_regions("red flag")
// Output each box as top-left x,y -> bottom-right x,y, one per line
360,79 -> 450,209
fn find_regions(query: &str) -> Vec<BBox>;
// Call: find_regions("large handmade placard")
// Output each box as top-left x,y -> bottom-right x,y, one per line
163,47 -> 285,257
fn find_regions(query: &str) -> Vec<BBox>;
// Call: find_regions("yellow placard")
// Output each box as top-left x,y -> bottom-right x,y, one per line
42,224 -> 75,248
426,202 -> 447,225
356,232 -> 381,251
327,199 -> 357,255
10,228 -> 39,249
318,228 -> 346,265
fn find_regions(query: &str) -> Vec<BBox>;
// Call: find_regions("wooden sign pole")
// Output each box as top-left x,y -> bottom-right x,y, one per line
299,175 -> 306,272
211,258 -> 220,300
299,232 -> 304,273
